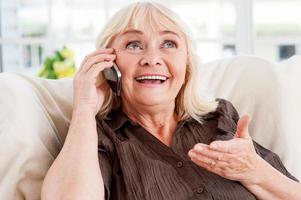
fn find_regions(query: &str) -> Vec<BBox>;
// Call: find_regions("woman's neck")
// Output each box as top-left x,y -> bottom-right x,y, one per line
122,101 -> 178,142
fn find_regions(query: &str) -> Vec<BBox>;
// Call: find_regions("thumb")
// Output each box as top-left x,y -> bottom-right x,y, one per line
235,115 -> 251,139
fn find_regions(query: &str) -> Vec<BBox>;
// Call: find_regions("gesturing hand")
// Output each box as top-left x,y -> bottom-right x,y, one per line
188,115 -> 265,185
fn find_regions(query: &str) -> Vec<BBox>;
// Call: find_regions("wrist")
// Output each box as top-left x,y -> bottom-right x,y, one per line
71,107 -> 97,125
241,156 -> 299,200
242,155 -> 270,187
69,107 -> 97,133
73,106 -> 96,116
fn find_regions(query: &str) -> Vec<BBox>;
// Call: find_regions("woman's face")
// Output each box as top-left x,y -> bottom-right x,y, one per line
111,23 -> 188,108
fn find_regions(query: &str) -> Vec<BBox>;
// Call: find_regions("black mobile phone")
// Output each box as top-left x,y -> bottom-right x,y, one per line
103,62 -> 122,96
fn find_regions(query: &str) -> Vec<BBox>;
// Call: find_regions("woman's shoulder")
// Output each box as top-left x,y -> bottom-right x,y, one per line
202,98 -> 239,123
197,98 -> 240,140
215,98 -> 239,122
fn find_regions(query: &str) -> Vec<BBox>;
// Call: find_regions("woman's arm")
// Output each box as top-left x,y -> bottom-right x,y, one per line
41,48 -> 116,199
41,107 -> 105,200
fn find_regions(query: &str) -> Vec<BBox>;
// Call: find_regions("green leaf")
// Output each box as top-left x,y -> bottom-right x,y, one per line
54,51 -> 64,62
47,70 -> 57,79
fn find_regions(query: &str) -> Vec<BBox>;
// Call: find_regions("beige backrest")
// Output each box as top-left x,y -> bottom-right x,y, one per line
0,73 -> 72,199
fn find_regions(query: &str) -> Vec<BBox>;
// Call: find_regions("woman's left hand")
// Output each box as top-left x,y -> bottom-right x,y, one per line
188,115 -> 265,186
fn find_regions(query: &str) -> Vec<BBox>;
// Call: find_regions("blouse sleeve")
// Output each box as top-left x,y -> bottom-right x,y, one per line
96,120 -> 115,200
216,98 -> 299,182
253,141 -> 299,182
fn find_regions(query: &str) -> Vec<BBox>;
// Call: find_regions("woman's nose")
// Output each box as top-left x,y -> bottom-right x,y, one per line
139,48 -> 163,67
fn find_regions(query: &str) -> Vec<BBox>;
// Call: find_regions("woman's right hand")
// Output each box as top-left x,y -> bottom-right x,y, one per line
72,48 -> 116,115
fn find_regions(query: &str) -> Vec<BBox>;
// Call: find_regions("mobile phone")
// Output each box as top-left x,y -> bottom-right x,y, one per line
103,62 -> 122,96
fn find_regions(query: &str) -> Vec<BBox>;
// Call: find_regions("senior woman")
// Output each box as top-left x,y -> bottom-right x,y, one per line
42,2 -> 301,200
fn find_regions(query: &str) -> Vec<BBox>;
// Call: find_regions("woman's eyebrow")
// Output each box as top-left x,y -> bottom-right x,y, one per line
160,30 -> 180,38
120,29 -> 142,36
120,29 -> 180,39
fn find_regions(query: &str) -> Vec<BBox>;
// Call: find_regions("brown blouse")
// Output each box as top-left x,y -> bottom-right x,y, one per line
96,98 -> 298,200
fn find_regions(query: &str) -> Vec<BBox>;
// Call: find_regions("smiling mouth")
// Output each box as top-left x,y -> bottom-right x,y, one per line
135,75 -> 169,84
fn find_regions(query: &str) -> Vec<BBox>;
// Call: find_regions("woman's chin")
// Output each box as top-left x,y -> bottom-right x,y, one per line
134,95 -> 171,108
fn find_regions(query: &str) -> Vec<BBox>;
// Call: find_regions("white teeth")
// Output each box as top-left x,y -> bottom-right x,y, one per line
135,75 -> 167,81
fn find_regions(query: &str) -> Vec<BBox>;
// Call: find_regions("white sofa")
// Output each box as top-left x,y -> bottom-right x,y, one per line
0,55 -> 300,199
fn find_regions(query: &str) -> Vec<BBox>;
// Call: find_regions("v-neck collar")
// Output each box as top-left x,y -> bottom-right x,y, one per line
103,105 -> 191,158
129,119 -> 192,163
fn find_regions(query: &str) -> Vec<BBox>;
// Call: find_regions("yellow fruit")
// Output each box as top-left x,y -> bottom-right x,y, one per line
60,48 -> 75,60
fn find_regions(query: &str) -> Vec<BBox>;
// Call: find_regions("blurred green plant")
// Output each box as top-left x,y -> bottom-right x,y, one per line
38,46 -> 76,79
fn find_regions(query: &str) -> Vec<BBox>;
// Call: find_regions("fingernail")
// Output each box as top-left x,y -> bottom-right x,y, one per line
195,145 -> 203,152
189,151 -> 196,158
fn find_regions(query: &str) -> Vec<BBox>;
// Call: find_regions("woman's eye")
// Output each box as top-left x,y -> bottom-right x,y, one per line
126,41 -> 142,50
163,40 -> 176,48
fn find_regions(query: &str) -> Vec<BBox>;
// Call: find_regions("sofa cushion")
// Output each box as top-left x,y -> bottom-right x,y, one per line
0,72 -> 72,199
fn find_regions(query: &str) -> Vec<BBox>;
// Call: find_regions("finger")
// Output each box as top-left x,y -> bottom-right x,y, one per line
188,150 -> 216,165
188,150 -> 229,167
80,54 -> 116,74
209,140 -> 241,154
189,152 -> 230,173
86,61 -> 114,78
79,48 -> 115,72
192,143 -> 232,162
235,115 -> 252,139
81,48 -> 114,65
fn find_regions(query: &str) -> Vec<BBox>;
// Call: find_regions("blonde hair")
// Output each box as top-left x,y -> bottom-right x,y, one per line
95,1 -> 218,123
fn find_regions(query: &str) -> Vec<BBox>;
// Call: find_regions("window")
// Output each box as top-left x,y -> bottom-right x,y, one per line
279,45 -> 296,60
223,44 -> 236,58
0,0 -> 299,74
254,0 -> 301,60
0,0 -> 107,74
